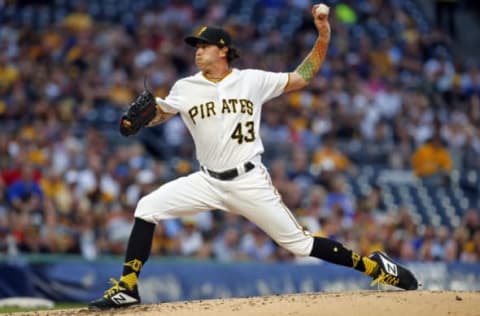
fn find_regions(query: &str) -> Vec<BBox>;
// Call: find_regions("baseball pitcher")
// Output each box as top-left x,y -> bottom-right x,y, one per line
90,4 -> 418,310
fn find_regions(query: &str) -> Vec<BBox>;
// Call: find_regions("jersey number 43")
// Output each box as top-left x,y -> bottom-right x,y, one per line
231,121 -> 255,144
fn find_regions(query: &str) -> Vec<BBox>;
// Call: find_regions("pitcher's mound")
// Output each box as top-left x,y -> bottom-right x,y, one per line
17,291 -> 480,316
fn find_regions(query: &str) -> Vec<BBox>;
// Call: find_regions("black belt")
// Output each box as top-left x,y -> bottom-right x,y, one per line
202,162 -> 255,181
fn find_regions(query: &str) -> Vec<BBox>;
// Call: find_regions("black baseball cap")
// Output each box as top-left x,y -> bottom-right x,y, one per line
184,26 -> 232,47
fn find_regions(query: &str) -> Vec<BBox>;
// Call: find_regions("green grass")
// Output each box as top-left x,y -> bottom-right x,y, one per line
0,303 -> 84,314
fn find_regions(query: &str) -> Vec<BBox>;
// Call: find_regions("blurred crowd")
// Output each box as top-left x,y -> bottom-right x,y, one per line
0,0 -> 479,263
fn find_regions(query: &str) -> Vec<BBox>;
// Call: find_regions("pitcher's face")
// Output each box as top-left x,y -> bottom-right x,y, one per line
195,43 -> 227,70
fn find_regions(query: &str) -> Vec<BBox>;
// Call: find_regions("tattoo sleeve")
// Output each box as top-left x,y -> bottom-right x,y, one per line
295,37 -> 330,82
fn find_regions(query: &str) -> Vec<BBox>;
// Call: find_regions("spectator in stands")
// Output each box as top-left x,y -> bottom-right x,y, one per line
417,225 -> 436,261
281,182 -> 303,214
39,169 -> 70,214
240,224 -> 275,261
6,165 -> 43,212
268,158 -> 290,194
78,213 -> 97,260
431,226 -> 455,261
105,204 -> 135,255
311,136 -> 354,187
468,94 -> 480,126
460,230 -> 480,263
411,134 -> 453,186
324,174 -> 355,227
355,203 -> 385,256
364,121 -> 395,166
462,132 -> 480,169
471,231 -> 480,261
61,2 -> 93,33
450,226 -> 469,261
424,47 -> 456,97
0,52 -> 19,95
297,185 -> 327,235
260,104 -> 291,160
177,217 -> 204,257
212,227 -> 243,262
287,147 -> 315,194
463,209 -> 480,239
461,62 -> 480,97
150,223 -> 174,256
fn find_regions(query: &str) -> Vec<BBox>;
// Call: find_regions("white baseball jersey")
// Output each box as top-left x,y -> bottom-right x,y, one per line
137,68 -> 313,258
157,68 -> 288,171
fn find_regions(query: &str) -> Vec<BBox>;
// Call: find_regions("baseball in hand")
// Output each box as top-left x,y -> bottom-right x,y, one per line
315,4 -> 330,17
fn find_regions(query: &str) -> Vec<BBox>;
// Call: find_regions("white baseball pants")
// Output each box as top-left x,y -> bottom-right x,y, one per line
134,163 -> 314,257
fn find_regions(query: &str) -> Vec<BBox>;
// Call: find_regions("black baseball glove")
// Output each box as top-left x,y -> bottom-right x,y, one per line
119,89 -> 157,137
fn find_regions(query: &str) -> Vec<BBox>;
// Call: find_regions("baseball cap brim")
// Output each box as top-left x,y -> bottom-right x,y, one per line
184,36 -> 211,47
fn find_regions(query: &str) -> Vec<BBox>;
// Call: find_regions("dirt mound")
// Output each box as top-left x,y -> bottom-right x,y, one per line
9,291 -> 480,316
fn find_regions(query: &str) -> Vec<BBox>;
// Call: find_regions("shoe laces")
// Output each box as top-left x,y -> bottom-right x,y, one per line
370,269 -> 400,287
104,278 -> 126,298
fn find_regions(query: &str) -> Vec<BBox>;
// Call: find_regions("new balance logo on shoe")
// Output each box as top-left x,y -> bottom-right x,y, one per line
88,279 -> 141,310
369,251 -> 418,290
379,255 -> 398,276
111,293 -> 139,305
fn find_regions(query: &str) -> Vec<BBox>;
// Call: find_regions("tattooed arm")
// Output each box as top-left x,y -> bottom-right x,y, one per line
284,4 -> 331,93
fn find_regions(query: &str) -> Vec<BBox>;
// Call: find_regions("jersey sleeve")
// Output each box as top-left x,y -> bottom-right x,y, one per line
250,70 -> 289,103
156,82 -> 183,114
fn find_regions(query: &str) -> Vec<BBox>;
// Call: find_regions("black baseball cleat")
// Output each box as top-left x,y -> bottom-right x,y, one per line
88,279 -> 141,310
368,251 -> 418,290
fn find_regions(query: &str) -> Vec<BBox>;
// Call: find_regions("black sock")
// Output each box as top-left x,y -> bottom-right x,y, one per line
121,217 -> 156,277
310,236 -> 367,273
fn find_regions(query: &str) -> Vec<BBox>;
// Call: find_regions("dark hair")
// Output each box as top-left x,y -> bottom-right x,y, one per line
226,46 -> 240,63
